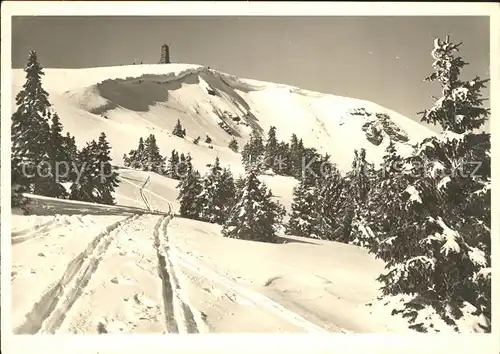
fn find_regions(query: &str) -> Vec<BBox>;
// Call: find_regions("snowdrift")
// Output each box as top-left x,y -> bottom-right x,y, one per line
17,192 -> 168,216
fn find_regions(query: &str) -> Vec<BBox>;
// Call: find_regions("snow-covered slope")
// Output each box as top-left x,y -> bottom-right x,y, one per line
12,64 -> 435,175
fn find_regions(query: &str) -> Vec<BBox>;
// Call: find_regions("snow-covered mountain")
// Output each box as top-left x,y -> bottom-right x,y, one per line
12,64 -> 435,175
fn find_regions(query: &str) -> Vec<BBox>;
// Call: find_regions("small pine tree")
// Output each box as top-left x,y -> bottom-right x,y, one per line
228,138 -> 239,152
172,119 -> 187,138
222,169 -> 282,243
205,135 -> 212,144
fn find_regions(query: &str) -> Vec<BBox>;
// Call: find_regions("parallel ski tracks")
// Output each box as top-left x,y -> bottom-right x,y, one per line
14,214 -> 140,334
153,215 -> 201,333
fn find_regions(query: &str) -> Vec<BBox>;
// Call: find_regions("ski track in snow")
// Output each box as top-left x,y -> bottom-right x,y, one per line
12,210 -> 346,333
154,215 -> 204,333
14,214 -> 139,334
13,182 -> 354,334
11,220 -> 67,245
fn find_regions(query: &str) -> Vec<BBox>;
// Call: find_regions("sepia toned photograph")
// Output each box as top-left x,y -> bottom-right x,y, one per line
1,2 -> 498,353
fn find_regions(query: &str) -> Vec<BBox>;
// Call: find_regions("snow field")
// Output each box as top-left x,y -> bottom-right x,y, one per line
12,214 -> 130,332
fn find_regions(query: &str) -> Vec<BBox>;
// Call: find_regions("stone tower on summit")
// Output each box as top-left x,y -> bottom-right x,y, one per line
159,44 -> 170,64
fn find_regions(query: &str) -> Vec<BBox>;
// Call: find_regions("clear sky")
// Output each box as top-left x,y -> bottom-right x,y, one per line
11,16 -> 490,132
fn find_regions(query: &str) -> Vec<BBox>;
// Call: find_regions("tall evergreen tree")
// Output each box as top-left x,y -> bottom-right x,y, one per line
234,175 -> 245,195
69,141 -> 98,203
177,169 -> 203,219
165,150 -> 180,179
241,129 -> 265,172
264,126 -> 279,171
199,157 -> 225,223
362,36 -> 491,332
62,132 -> 79,183
94,132 -> 120,205
275,141 -> 292,176
11,50 -> 52,204
134,137 -> 146,168
219,167 -> 237,221
143,134 -> 165,173
285,178 -> 319,238
289,134 -> 306,178
311,166 -> 349,240
44,112 -> 68,198
176,153 -> 193,179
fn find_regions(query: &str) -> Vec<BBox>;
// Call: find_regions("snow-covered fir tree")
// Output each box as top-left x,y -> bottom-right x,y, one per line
241,129 -> 265,172
310,166 -> 349,241
177,169 -> 203,220
218,167 -> 237,220
285,178 -> 319,238
176,153 -> 193,179
234,175 -> 245,194
70,133 -> 119,205
362,36 -> 491,332
275,141 -> 292,176
199,157 -> 225,223
289,134 -> 305,178
69,141 -> 98,203
172,119 -> 187,138
228,137 -> 239,152
124,137 -> 146,169
11,50 -> 53,205
165,150 -> 180,179
62,132 -> 79,183
222,168 -> 284,243
301,147 -> 333,187
264,126 -> 279,171
348,148 -> 376,246
143,134 -> 165,173
94,132 -> 120,205
45,112 -> 69,198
